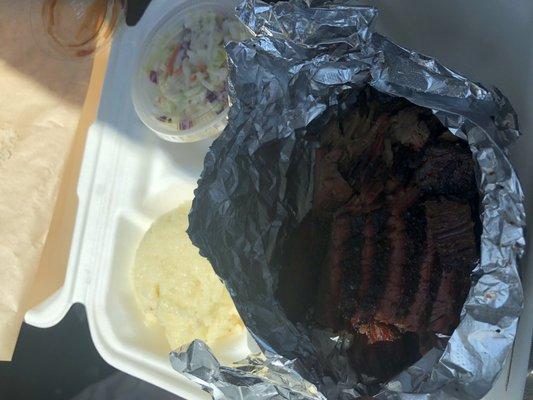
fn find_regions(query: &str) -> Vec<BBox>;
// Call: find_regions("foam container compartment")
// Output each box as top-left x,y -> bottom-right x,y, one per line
24,1 -> 254,398
24,0 -> 533,399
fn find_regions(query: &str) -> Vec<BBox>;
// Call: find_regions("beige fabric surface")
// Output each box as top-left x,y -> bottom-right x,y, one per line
0,0 -> 108,361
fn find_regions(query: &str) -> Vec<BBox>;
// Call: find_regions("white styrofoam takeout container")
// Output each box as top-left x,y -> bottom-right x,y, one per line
24,0 -> 533,399
24,1 -> 257,399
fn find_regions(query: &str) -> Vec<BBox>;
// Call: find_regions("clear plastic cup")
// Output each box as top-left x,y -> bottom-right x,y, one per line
132,0 -> 243,143
30,0 -> 123,60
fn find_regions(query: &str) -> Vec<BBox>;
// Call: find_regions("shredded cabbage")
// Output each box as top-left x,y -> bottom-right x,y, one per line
145,11 -> 248,131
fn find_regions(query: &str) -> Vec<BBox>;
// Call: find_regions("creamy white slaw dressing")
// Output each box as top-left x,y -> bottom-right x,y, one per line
145,11 -> 247,131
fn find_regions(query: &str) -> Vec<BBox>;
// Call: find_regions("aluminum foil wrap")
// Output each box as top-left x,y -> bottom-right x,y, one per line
172,1 -> 526,399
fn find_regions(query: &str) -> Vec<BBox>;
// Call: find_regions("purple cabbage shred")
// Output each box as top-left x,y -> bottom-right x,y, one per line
206,90 -> 218,103
179,119 -> 193,130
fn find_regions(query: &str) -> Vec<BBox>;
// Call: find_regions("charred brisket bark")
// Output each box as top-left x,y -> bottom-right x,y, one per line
278,87 -> 480,383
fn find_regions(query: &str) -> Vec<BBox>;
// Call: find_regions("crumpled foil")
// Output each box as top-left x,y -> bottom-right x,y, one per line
172,1 -> 526,399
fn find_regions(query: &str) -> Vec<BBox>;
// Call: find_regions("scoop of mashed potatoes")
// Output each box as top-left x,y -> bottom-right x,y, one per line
131,201 -> 244,350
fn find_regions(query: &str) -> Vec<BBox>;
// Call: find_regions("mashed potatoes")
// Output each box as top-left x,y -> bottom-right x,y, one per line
131,201 -> 244,350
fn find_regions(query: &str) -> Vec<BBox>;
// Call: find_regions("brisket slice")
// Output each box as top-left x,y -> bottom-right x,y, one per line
314,210 -> 364,330
400,231 -> 435,332
373,188 -> 419,325
425,198 -> 477,334
425,198 -> 477,273
416,142 -> 476,197
399,202 -> 428,317
428,269 -> 460,334
349,208 -> 390,326
339,211 -> 367,327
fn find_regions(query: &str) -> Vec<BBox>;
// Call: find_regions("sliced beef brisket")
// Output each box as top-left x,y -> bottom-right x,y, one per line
278,87 -> 480,383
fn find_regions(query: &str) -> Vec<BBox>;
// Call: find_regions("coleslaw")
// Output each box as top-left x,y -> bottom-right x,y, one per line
144,11 -> 248,131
